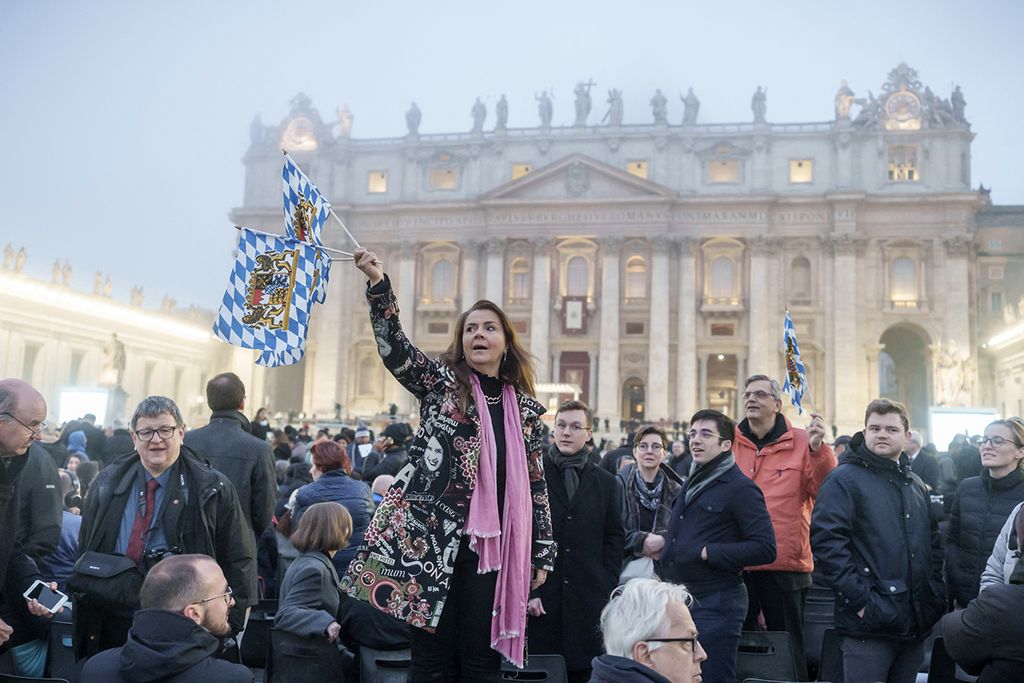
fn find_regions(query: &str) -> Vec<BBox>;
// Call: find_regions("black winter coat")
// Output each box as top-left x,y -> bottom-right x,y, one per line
944,468 -> 1024,606
80,609 -> 253,683
102,429 -> 136,463
0,450 -> 41,603
529,456 -> 624,671
619,463 -> 683,571
184,410 -> 277,538
810,434 -> 946,640
17,443 -> 62,562
941,580 -> 1024,683
660,460 -> 776,597
76,448 -> 257,656
360,446 -> 409,482
292,470 -> 375,575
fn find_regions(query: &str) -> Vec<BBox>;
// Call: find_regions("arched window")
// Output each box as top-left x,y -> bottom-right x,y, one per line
566,256 -> 588,297
891,257 -> 917,304
625,256 -> 647,299
509,258 -> 530,301
791,257 -> 811,298
710,257 -> 734,300
431,259 -> 454,302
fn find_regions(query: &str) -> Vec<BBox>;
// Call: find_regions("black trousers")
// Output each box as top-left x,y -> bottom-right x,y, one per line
410,542 -> 500,682
743,571 -> 809,680
0,596 -> 47,654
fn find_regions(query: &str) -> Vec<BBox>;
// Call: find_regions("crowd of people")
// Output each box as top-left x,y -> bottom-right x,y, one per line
0,247 -> 1020,682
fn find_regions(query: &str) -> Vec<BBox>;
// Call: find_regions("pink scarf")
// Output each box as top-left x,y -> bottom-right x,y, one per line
464,373 -> 532,667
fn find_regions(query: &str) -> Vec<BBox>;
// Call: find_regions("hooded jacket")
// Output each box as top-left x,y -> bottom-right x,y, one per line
588,654 -> 673,682
80,609 -> 253,682
810,433 -> 946,640
945,468 -> 1024,606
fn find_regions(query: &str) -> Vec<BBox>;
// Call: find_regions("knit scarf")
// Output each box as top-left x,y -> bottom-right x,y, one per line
545,444 -> 588,500
684,452 -> 735,506
464,373 -> 531,667
634,467 -> 664,511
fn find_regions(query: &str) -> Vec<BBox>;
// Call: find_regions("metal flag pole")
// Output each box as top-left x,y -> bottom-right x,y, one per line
233,225 -> 353,257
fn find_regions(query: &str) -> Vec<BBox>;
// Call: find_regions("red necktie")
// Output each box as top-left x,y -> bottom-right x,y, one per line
126,478 -> 159,564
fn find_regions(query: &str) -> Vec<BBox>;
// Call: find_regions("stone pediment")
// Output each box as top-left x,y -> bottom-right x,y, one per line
480,153 -> 677,203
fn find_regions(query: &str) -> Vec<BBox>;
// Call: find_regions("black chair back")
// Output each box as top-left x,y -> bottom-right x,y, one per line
736,630 -> 798,682
817,628 -> 844,683
268,629 -> 346,683
500,654 -> 568,682
359,646 -> 411,683
239,598 -> 277,668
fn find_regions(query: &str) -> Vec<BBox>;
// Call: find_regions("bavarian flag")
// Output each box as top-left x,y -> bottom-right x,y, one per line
783,309 -> 807,414
213,228 -> 319,367
283,154 -> 332,305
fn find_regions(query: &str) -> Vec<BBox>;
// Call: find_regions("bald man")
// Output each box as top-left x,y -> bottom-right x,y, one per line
0,379 -> 63,653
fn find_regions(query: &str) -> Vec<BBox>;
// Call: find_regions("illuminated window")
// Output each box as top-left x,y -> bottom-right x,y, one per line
430,167 -> 459,190
367,171 -> 388,193
710,257 -> 734,300
627,160 -> 648,179
789,159 -> 813,184
512,163 -> 532,179
566,256 -> 588,296
708,159 -> 740,184
890,257 -> 918,306
625,257 -> 647,299
888,146 -> 919,182
430,259 -> 455,302
509,258 -> 530,301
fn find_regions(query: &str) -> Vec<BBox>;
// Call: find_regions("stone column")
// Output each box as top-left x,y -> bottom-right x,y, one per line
484,239 -> 505,304
735,354 -> 747,418
747,238 -> 772,377
647,237 -> 670,422
589,352 -> 598,408
675,238 -> 698,419
305,263 -> 347,416
827,231 -> 860,432
460,240 -> 480,308
943,235 -> 974,403
697,353 -> 708,412
529,238 -> 552,382
396,242 -> 418,414
865,344 -> 885,399
597,239 -> 622,424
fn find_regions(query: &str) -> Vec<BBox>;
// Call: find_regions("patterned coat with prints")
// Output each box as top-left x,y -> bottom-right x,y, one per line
341,278 -> 556,630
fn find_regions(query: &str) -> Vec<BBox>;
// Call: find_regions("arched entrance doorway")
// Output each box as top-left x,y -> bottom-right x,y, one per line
622,378 -> 645,430
879,325 -> 931,429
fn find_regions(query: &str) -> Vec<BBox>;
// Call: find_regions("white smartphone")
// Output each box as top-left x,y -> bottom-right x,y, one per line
22,580 -> 69,613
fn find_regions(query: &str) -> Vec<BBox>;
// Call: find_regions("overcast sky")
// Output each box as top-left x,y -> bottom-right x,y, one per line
3,0 -> 1022,309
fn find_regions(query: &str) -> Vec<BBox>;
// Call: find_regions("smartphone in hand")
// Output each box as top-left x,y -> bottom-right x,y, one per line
23,580 -> 69,614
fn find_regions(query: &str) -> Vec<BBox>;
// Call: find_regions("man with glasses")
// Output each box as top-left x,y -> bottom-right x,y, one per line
528,400 -> 624,683
82,554 -> 253,682
75,396 -> 256,658
0,379 -> 65,661
732,373 -> 836,679
589,578 -> 707,682
660,409 -> 776,683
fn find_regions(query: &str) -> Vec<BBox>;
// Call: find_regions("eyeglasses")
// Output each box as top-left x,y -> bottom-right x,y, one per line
195,586 -> 233,606
635,442 -> 664,453
687,429 -> 723,442
646,636 -> 700,654
554,421 -> 590,433
0,412 -> 46,436
742,390 -> 776,401
133,426 -> 179,442
981,435 -> 1023,448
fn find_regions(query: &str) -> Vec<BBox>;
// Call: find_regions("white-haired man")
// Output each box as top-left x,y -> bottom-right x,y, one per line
589,578 -> 707,683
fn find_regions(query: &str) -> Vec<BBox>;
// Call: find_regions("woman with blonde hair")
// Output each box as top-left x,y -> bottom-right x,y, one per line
341,248 -> 555,681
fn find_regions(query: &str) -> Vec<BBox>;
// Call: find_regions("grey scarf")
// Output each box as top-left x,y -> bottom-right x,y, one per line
545,445 -> 588,501
684,452 -> 735,506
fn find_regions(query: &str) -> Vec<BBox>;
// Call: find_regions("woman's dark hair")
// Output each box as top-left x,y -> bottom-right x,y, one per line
291,502 -> 353,554
310,440 -> 351,475
439,299 -> 536,414
632,423 -> 668,449
76,460 -> 101,499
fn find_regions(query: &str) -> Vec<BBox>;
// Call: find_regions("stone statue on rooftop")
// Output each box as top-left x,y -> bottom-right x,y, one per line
337,104 -> 353,137
470,97 -> 487,133
951,86 -> 967,123
14,248 -> 25,273
2,244 -> 12,270
604,89 -> 623,127
650,89 -> 668,124
249,115 -> 266,146
574,80 -> 595,126
94,271 -> 103,294
405,102 -> 422,135
834,80 -> 855,120
536,91 -> 553,128
681,87 -> 700,125
130,286 -> 144,306
103,275 -> 112,298
751,86 -> 767,124
495,94 -> 508,131
100,333 -> 126,389
51,260 -> 60,283
61,260 -> 72,286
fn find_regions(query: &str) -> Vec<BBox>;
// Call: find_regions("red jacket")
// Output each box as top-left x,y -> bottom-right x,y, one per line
733,416 -> 836,573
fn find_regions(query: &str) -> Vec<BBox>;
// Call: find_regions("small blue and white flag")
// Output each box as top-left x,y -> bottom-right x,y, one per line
213,228 -> 319,367
282,154 -> 332,304
783,310 -> 807,414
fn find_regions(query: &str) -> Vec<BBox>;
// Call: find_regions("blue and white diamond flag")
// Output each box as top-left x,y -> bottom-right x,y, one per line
213,228 -> 319,367
783,309 -> 807,414
282,154 -> 332,304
